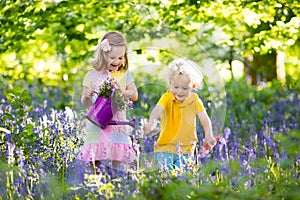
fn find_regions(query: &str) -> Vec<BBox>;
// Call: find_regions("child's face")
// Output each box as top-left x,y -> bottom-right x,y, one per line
169,75 -> 193,103
107,46 -> 126,71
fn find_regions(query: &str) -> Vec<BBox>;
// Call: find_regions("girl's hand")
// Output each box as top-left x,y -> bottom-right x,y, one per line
125,81 -> 138,101
122,89 -> 134,99
112,78 -> 120,89
84,88 -> 95,99
81,87 -> 96,108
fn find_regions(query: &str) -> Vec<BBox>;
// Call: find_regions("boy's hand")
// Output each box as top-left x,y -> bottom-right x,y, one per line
205,135 -> 217,149
143,119 -> 159,135
143,121 -> 153,135
198,136 -> 220,158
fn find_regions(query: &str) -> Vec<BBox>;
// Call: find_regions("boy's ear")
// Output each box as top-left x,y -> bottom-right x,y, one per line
192,83 -> 196,89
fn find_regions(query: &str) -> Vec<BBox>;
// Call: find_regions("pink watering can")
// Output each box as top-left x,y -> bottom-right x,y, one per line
86,94 -> 136,129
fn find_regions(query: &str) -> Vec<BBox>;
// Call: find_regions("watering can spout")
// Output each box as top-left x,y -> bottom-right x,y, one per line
109,118 -> 136,128
126,118 -> 136,128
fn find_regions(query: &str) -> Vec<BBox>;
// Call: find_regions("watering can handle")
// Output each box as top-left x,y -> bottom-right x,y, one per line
91,91 -> 99,104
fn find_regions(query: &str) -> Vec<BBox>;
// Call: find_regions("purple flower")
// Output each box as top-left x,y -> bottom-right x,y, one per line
223,127 -> 231,142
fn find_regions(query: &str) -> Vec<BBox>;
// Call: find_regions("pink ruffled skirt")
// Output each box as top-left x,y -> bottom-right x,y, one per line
78,112 -> 136,163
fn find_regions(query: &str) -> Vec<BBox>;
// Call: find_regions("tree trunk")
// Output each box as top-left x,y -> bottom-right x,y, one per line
244,51 -> 279,85
276,51 -> 286,84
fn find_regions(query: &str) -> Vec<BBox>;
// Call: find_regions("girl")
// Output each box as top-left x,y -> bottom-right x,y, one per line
144,58 -> 216,169
79,31 -> 138,173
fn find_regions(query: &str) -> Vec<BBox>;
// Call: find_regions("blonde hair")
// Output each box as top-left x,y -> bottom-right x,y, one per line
167,58 -> 202,89
90,31 -> 129,71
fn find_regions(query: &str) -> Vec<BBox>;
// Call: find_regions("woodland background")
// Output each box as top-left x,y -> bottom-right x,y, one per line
0,0 -> 299,199
1,0 -> 299,109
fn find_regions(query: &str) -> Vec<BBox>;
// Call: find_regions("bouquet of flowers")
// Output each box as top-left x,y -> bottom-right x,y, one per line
97,77 -> 132,111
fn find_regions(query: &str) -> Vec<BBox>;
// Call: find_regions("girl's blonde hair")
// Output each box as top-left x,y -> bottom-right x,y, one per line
167,58 -> 203,89
91,31 -> 129,71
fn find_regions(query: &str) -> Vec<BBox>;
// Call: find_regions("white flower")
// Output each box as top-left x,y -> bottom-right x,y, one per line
99,39 -> 111,52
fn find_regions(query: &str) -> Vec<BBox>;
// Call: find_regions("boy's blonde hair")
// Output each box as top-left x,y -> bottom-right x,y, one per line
91,31 -> 129,71
167,58 -> 202,89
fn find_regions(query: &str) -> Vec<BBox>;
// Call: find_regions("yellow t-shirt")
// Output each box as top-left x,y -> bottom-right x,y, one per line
110,69 -> 133,91
154,90 -> 205,154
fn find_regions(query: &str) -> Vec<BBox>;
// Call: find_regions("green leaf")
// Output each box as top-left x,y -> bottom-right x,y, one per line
20,90 -> 32,105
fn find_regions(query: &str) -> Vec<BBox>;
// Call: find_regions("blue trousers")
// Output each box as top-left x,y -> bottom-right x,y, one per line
156,152 -> 190,169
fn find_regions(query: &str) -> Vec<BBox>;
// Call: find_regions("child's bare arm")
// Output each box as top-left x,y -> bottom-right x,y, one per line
197,111 -> 216,147
144,105 -> 163,134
